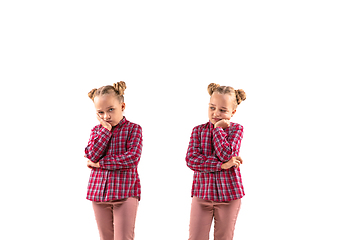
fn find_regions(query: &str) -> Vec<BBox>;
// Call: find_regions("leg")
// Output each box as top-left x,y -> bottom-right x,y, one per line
188,197 -> 214,240
92,201 -> 115,240
213,199 -> 241,240
113,197 -> 139,240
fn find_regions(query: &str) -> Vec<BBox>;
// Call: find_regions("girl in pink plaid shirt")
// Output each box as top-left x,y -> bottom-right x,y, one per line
85,81 -> 142,240
186,83 -> 246,240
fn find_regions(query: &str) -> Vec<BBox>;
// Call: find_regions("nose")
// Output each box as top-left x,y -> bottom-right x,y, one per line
104,113 -> 110,120
214,110 -> 221,117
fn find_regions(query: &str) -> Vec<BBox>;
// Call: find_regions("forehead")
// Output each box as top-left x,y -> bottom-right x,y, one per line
94,94 -> 120,109
210,92 -> 233,107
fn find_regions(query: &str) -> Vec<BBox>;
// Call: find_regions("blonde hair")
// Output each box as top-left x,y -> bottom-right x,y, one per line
88,81 -> 126,103
207,83 -> 246,109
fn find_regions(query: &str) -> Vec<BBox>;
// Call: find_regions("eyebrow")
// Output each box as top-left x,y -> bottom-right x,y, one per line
97,106 -> 115,111
209,103 -> 228,110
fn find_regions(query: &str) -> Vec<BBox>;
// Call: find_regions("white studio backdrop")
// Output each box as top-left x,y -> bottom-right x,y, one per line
1,1 -> 359,240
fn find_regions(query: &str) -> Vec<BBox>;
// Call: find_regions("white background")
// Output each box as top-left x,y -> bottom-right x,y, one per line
1,1 -> 359,239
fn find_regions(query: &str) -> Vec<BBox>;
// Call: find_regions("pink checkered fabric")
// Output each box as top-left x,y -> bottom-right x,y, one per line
85,117 -> 142,202
186,121 -> 245,202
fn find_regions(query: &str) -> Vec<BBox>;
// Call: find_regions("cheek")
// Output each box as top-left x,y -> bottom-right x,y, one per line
116,111 -> 123,118
222,112 -> 231,118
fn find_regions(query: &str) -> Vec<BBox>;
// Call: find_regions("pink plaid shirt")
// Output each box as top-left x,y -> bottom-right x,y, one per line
186,121 -> 245,202
85,117 -> 143,202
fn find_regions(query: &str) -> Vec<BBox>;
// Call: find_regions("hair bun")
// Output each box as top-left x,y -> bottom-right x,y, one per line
113,81 -> 126,95
207,83 -> 220,96
235,89 -> 246,105
88,88 -> 97,100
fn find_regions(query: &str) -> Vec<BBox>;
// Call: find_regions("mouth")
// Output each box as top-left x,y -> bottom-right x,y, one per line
212,118 -> 221,122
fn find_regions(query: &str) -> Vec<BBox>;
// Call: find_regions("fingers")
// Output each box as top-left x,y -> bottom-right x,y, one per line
96,114 -> 105,125
95,114 -> 112,130
87,161 -> 93,169
96,113 -> 102,121
223,156 -> 244,170
231,159 -> 239,168
234,156 -> 243,164
96,114 -> 108,124
215,119 -> 230,129
221,119 -> 230,126
233,157 -> 243,168
87,159 -> 100,169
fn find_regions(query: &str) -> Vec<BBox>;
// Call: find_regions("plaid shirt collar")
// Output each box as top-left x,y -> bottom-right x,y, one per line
112,116 -> 127,132
208,120 -> 214,130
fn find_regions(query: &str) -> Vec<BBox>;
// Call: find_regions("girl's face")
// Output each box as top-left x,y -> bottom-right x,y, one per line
94,94 -> 125,127
208,92 -> 236,125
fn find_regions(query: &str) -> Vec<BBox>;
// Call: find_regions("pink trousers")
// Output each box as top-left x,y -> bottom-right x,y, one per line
92,197 -> 138,240
188,197 -> 241,240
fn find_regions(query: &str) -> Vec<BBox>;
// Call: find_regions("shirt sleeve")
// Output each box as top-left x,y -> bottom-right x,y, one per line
186,126 -> 223,173
98,125 -> 143,171
212,124 -> 243,162
85,125 -> 112,163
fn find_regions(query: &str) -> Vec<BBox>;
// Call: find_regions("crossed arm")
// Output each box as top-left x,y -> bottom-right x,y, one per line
85,124 -> 143,171
185,123 -> 243,173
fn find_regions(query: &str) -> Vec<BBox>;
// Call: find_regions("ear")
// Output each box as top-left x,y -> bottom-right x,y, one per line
231,109 -> 237,117
121,102 -> 126,111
